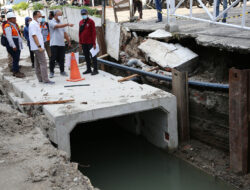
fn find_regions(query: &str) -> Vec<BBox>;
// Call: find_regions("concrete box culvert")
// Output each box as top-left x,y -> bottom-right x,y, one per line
0,65 -> 178,158
69,108 -> 172,156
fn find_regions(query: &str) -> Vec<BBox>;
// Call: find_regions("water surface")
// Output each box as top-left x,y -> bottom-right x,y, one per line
71,120 -> 235,190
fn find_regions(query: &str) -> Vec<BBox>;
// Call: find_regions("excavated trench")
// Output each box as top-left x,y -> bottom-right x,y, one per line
101,33 -> 250,151
64,33 -> 250,189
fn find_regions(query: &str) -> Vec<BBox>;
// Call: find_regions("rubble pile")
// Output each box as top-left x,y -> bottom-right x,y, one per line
119,27 -> 199,81
0,93 -> 98,190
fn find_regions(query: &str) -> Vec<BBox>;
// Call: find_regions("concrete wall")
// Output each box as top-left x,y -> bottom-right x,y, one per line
114,108 -> 172,151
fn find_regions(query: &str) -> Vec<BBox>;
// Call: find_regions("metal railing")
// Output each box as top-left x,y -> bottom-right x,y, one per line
166,0 -> 250,30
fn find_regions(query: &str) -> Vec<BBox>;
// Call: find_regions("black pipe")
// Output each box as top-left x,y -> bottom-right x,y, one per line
79,55 -> 229,90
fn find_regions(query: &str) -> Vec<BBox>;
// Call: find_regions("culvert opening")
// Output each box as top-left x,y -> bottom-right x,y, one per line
70,111 -> 235,190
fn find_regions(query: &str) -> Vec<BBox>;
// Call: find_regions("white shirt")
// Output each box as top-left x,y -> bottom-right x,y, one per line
29,19 -> 44,51
5,22 -> 23,49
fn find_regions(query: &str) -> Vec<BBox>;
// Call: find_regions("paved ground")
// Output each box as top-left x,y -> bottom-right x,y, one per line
102,5 -> 250,53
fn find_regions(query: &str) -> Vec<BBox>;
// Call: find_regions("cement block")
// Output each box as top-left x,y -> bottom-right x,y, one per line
105,21 -> 121,60
1,64 -> 178,158
138,39 -> 198,72
165,23 -> 179,33
148,29 -> 172,40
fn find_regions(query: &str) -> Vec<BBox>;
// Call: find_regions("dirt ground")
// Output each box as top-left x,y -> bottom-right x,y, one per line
174,140 -> 250,190
0,91 -> 99,190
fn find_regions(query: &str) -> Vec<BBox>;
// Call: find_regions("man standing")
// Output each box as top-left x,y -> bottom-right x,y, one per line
3,12 -> 25,78
29,10 -> 54,84
40,11 -> 51,59
49,10 -> 73,78
133,0 -> 143,19
155,0 -> 162,23
1,14 -> 13,71
79,9 -> 98,75
23,17 -> 34,68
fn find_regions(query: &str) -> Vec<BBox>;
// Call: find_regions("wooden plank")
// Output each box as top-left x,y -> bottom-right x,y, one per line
172,69 -> 189,142
118,66 -> 159,82
112,0 -> 119,23
96,26 -> 107,71
20,99 -> 75,106
229,68 -> 249,174
114,7 -> 130,11
101,0 -> 106,27
114,0 -> 129,5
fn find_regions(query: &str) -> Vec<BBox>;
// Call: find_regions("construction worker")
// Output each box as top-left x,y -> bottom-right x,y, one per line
79,9 -> 98,75
48,10 -> 74,78
3,12 -> 25,78
1,14 -> 13,70
40,11 -> 51,60
29,10 -> 54,84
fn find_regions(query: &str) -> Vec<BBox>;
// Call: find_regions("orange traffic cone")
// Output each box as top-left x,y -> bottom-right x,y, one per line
67,52 -> 85,82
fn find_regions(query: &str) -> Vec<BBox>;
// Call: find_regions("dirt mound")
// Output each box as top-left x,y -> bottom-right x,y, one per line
0,95 -> 98,190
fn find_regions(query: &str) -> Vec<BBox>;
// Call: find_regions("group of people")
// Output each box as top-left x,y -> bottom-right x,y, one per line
133,0 -> 227,23
1,8 -> 98,84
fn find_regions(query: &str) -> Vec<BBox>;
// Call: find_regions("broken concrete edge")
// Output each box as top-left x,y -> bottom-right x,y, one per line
138,39 -> 198,73
173,32 -> 250,54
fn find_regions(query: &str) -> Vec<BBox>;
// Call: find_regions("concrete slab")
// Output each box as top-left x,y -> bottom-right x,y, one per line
122,7 -> 250,53
105,21 -> 121,60
148,29 -> 173,40
1,63 -> 178,157
138,39 -> 198,72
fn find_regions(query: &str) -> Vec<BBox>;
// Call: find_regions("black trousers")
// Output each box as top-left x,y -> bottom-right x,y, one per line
82,44 -> 97,71
49,46 -> 65,73
6,47 -> 21,73
29,49 -> 34,67
133,0 -> 143,19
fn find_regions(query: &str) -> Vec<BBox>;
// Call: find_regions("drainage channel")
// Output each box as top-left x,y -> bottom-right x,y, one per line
70,118 -> 236,190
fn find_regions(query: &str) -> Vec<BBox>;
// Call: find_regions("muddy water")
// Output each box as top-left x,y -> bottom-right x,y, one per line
71,120 -> 235,190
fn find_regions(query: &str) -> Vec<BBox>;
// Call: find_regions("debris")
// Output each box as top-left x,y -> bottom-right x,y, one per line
132,32 -> 138,39
81,101 -> 88,104
64,84 -> 90,88
73,177 -> 78,182
138,39 -> 198,73
20,99 -> 75,106
148,29 -> 172,40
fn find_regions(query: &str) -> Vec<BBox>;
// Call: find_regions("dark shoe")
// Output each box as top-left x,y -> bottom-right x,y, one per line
222,18 -> 226,23
44,80 -> 55,85
91,70 -> 99,75
49,72 -> 54,78
156,20 -> 162,23
13,71 -> 25,78
60,72 -> 68,76
83,70 -> 92,74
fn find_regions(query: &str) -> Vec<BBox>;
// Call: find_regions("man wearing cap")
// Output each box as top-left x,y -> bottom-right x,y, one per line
3,12 -> 24,78
39,11 -> 51,60
48,10 -> 74,78
79,9 -> 98,75
29,10 -> 54,84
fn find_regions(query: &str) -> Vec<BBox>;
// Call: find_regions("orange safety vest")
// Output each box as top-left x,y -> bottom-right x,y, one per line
3,22 -> 20,38
40,23 -> 50,41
